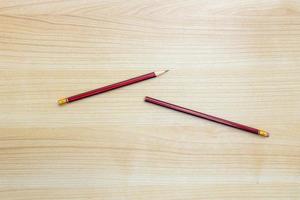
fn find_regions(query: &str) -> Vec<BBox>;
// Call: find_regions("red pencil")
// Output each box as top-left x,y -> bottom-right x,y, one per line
58,70 -> 168,105
145,96 -> 269,137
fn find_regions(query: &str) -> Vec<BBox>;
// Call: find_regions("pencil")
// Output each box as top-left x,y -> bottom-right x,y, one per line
58,70 -> 168,105
145,96 -> 269,137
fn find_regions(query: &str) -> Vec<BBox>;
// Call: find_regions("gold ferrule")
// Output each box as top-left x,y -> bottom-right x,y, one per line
258,130 -> 269,137
58,98 -> 68,105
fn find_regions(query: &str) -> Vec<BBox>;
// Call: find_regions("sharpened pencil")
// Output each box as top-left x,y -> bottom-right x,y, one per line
58,70 -> 168,105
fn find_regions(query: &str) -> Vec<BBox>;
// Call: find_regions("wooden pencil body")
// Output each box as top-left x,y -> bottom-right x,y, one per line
145,96 -> 262,136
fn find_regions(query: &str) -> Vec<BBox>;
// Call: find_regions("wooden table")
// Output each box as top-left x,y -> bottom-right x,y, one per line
1,1 -> 299,199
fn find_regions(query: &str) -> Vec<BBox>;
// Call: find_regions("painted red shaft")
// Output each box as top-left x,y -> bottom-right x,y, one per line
145,96 -> 260,135
67,72 -> 156,103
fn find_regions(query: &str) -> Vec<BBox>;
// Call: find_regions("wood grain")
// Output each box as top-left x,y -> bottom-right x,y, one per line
0,0 -> 300,199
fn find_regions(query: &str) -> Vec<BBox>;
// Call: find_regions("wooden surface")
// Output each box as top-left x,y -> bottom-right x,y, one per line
1,0 -> 300,199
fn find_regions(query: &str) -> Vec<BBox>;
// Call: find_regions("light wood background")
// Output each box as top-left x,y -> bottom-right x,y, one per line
1,0 -> 300,199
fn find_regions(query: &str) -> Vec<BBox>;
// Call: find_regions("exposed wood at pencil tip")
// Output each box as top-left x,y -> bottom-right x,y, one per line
154,70 -> 169,77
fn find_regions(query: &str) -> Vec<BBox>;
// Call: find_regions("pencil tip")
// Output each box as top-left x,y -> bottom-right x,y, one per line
155,70 -> 169,77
